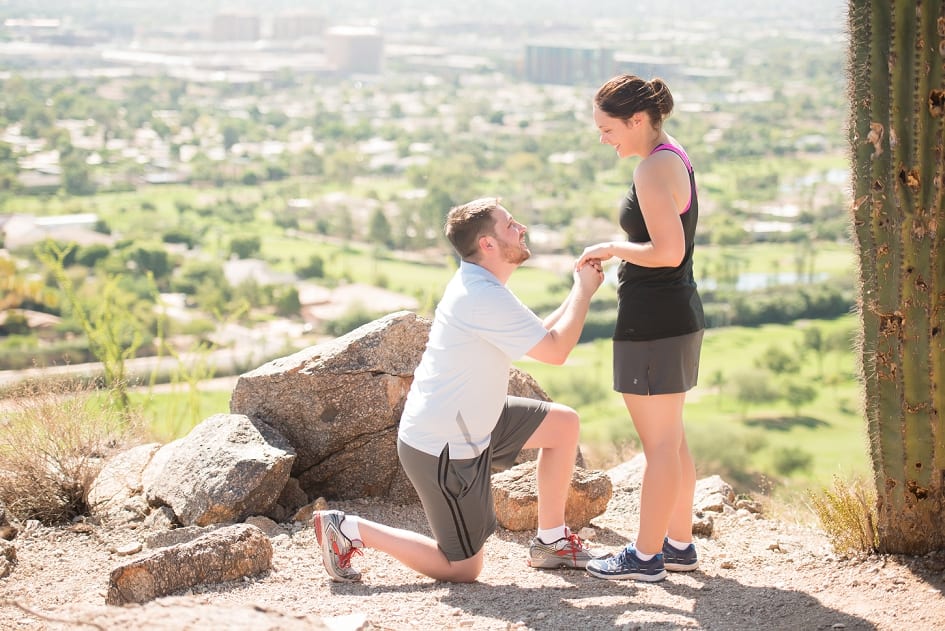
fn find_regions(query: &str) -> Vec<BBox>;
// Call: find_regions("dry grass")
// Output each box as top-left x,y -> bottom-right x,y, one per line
808,474 -> 878,556
0,378 -> 143,524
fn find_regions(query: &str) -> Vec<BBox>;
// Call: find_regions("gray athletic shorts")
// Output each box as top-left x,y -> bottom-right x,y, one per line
613,330 -> 704,395
397,396 -> 550,561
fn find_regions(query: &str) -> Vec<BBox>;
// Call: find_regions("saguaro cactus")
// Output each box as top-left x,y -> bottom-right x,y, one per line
848,0 -> 945,553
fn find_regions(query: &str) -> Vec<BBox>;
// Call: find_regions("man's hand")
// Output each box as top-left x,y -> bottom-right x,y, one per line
574,257 -> 604,297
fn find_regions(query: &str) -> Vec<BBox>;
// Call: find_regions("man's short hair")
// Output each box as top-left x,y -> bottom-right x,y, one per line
444,197 -> 501,260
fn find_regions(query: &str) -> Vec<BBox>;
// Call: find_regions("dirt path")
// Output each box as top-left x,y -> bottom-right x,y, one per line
2,482 -> 943,630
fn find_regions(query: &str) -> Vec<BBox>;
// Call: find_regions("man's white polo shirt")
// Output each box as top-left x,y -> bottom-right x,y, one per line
398,261 -> 548,459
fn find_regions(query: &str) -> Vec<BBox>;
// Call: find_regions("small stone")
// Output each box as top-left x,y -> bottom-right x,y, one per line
114,542 -> 142,556
720,560 -> 736,569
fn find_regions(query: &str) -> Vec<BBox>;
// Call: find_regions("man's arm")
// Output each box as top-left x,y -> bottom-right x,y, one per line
526,263 -> 602,365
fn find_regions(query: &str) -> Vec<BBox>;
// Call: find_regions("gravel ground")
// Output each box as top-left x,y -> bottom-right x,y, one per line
2,485 -> 944,630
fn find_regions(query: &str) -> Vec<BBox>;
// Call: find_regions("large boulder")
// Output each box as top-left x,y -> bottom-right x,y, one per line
230,310 -> 549,503
143,414 -> 295,526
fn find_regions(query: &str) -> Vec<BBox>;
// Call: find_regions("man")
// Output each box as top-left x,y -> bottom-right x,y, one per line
313,197 -> 604,583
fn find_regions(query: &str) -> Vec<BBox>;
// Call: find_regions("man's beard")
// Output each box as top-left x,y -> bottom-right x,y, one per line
498,238 -> 530,265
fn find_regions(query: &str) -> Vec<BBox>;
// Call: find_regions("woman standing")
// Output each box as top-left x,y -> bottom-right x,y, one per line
578,74 -> 705,582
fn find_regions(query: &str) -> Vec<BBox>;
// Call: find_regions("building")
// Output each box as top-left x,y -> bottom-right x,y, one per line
211,12 -> 261,42
272,12 -> 326,41
613,53 -> 684,83
524,44 -> 615,86
0,213 -> 111,249
325,26 -> 383,75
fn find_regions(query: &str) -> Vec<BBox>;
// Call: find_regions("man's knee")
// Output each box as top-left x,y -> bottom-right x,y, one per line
555,404 -> 580,436
443,554 -> 483,582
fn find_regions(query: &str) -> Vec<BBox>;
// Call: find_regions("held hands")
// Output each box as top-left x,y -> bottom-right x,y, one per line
576,243 -> 614,271
573,256 -> 604,297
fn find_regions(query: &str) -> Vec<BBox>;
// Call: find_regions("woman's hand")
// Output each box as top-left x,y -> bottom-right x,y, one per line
576,243 -> 615,270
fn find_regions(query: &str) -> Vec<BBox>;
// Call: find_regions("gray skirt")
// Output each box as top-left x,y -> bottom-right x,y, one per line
613,330 -> 704,395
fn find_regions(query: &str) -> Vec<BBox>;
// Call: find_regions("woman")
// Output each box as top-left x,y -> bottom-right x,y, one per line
578,74 -> 705,582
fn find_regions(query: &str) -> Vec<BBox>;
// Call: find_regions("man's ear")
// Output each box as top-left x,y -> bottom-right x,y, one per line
479,235 -> 494,252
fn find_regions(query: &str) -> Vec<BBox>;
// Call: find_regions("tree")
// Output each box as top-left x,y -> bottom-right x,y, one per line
297,254 -> 325,279
229,235 -> 262,259
732,370 -> 780,417
368,207 -> 393,248
848,0 -> 945,553
756,345 -> 800,375
800,326 -> 825,377
61,152 -> 95,196
783,380 -> 818,416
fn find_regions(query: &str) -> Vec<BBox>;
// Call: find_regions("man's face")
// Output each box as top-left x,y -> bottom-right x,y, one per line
491,206 -> 530,265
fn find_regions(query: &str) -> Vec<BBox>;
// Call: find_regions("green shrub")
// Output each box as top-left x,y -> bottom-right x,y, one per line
772,446 -> 813,476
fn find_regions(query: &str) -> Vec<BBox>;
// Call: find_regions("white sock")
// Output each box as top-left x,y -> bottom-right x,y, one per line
666,537 -> 691,550
340,515 -> 363,547
537,525 -> 568,544
633,542 -> 655,561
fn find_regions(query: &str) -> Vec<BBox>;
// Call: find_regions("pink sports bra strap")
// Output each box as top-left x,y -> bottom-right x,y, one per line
650,142 -> 693,173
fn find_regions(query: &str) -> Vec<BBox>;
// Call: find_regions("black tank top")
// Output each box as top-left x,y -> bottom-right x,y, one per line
614,143 -> 705,341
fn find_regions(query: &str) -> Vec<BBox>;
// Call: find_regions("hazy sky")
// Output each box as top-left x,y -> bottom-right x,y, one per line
1,0 -> 848,31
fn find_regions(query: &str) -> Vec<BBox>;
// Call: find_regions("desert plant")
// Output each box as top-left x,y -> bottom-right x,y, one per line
808,475 -> 878,556
848,0 -> 945,553
37,242 -> 146,415
0,378 -> 141,523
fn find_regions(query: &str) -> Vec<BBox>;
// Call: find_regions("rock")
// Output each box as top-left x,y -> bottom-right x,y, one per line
230,312 -> 424,503
230,311 -> 552,503
145,525 -> 227,550
736,498 -> 763,513
276,477 -> 309,515
695,475 -> 736,509
245,515 -> 281,537
143,414 -> 295,526
692,512 -> 715,537
606,456 -> 734,536
606,453 -> 647,490
114,541 -> 143,556
293,497 -> 328,524
106,523 -> 272,605
143,506 -> 178,531
492,460 -> 612,531
87,443 -> 162,524
0,538 -> 16,578
0,500 -> 17,541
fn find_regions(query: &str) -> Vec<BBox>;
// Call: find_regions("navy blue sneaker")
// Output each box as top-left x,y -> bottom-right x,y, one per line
585,546 -> 667,582
662,538 -> 699,571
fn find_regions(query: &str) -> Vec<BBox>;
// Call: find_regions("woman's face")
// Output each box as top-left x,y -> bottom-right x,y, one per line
594,106 -> 637,159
